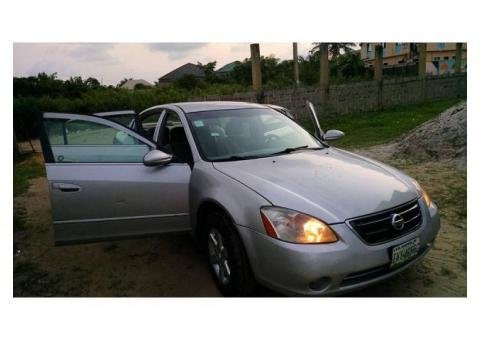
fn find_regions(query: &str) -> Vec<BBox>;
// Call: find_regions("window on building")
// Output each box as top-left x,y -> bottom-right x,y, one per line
444,56 -> 449,60
433,57 -> 441,61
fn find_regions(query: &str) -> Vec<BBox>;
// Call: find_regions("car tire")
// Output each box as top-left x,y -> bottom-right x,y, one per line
205,211 -> 256,297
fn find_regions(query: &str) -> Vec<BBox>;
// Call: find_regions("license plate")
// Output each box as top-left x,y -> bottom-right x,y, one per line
390,238 -> 420,268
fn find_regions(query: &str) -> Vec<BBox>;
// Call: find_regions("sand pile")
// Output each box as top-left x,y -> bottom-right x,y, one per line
395,101 -> 467,168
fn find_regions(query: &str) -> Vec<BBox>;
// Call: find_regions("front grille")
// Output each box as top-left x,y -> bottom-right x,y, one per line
348,199 -> 422,244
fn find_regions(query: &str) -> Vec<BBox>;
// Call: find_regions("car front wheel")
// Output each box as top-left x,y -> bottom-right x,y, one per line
205,211 -> 256,297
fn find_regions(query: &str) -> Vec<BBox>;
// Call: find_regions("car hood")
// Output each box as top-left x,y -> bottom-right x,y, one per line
213,148 -> 419,223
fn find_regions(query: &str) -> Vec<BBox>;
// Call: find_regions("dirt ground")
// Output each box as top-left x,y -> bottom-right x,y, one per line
13,148 -> 467,297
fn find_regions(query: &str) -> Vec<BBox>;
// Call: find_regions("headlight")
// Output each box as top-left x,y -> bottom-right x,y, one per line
412,180 -> 433,207
260,207 -> 338,244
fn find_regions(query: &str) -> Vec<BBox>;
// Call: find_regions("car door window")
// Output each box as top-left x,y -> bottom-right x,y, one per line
44,117 -> 151,163
137,110 -> 164,140
107,114 -> 135,127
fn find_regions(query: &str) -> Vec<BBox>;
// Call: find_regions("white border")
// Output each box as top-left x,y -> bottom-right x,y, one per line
2,1 -> 479,340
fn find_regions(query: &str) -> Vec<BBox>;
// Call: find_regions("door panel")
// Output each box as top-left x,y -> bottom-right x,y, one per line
48,163 -> 191,244
41,112 -> 191,245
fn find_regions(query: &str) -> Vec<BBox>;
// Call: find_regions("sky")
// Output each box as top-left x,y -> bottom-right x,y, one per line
13,43 -> 315,86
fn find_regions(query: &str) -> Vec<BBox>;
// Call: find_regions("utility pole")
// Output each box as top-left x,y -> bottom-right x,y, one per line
417,43 -> 427,102
293,42 -> 300,87
374,44 -> 384,82
250,43 -> 263,103
417,43 -> 427,78
455,43 -> 463,73
374,44 -> 384,109
319,43 -> 329,107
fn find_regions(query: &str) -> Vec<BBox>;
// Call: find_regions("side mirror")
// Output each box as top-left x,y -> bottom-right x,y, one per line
143,150 -> 172,166
323,129 -> 345,141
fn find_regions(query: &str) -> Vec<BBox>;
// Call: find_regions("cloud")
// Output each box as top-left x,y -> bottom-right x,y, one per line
147,43 -> 207,60
26,59 -> 70,77
68,43 -> 118,64
14,43 -> 322,86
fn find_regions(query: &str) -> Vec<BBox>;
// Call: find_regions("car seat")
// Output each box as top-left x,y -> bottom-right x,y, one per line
170,127 -> 192,164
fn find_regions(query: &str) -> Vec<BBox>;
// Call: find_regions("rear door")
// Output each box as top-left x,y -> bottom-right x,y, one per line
40,112 -> 191,245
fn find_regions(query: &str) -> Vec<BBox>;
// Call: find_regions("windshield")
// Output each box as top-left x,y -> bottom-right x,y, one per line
186,108 -> 323,161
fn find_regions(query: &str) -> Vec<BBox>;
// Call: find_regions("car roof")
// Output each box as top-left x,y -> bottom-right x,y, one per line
93,110 -> 135,116
171,101 -> 268,113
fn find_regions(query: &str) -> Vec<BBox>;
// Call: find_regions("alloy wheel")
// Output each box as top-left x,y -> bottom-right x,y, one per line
208,228 -> 231,285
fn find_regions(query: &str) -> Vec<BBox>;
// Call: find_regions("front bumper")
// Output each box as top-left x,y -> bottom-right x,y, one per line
237,200 -> 441,296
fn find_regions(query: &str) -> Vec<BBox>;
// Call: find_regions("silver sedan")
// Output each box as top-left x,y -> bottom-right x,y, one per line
40,101 -> 440,296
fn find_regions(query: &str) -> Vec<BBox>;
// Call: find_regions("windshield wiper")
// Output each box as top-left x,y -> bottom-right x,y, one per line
213,145 -> 322,162
213,155 -> 261,162
269,145 -> 322,156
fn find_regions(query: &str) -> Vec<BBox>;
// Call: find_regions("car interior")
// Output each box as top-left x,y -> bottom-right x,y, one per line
192,115 -> 286,159
155,111 -> 193,164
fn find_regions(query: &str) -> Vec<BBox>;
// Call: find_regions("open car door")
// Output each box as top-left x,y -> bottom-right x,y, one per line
306,101 -> 324,140
40,112 -> 191,245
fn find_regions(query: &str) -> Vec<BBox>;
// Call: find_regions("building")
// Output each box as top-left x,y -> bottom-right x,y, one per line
215,61 -> 240,77
119,79 -> 153,90
360,43 -> 467,75
157,63 -> 205,85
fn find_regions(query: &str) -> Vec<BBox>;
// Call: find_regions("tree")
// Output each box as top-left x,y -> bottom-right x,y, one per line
310,43 -> 357,59
197,61 -> 217,83
14,72 -> 64,98
134,83 -> 149,90
174,74 -> 201,91
64,76 -> 88,97
85,77 -> 101,88
298,53 -> 320,85
330,51 -> 367,79
228,56 -> 294,88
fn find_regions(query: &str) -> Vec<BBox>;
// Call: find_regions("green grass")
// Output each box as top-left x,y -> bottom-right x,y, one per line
299,99 -> 463,149
13,154 -> 44,235
14,260 -> 64,297
13,154 -> 45,197
14,208 -> 27,232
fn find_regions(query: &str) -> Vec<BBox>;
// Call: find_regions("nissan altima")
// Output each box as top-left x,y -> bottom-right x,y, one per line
39,101 -> 440,296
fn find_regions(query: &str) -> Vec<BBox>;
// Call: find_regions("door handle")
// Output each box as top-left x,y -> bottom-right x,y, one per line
52,183 -> 81,192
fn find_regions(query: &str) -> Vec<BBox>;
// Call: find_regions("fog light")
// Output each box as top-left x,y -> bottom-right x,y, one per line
309,277 -> 331,291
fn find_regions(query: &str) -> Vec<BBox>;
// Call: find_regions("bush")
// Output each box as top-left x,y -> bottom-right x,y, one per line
13,81 -> 252,139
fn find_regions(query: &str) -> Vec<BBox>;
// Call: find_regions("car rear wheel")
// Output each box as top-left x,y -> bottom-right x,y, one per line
205,211 -> 256,296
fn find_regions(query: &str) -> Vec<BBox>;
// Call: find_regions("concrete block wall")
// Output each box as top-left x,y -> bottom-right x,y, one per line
188,73 -> 466,120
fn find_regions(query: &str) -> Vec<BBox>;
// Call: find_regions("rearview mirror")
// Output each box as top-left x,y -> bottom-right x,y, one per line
143,150 -> 172,166
323,129 -> 345,141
